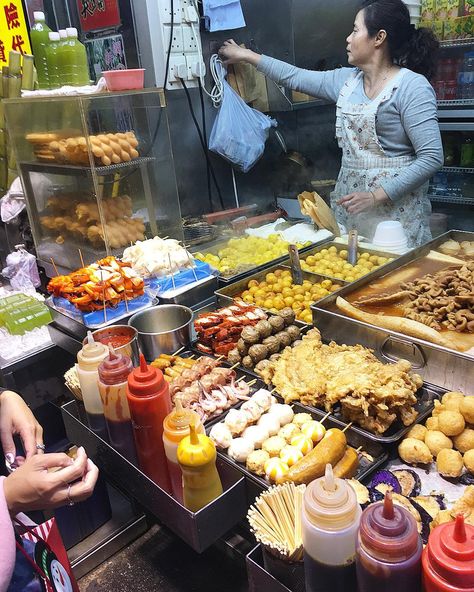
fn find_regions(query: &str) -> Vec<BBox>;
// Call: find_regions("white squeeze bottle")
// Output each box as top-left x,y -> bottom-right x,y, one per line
76,331 -> 109,440
302,464 -> 361,592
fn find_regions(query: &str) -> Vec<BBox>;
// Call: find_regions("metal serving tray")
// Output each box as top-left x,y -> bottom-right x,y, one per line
157,276 -> 219,308
210,398 -> 389,489
46,295 -> 155,341
280,241 -> 397,284
215,264 -> 347,326
311,230 -> 474,393
247,544 -> 302,592
192,234 -> 333,286
61,400 -> 248,553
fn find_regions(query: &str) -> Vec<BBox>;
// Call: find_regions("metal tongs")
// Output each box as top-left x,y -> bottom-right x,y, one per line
348,229 -> 358,266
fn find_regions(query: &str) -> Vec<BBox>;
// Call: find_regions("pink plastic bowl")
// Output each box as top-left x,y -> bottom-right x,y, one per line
103,69 -> 145,91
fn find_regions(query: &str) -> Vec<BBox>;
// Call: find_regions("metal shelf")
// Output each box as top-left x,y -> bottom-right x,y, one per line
441,166 -> 474,174
439,38 -> 474,49
438,99 -> 474,107
428,194 -> 474,205
19,156 -> 156,177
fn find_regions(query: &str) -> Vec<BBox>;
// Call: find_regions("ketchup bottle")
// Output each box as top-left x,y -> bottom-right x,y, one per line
127,354 -> 172,493
356,492 -> 422,592
422,515 -> 474,592
98,347 -> 138,465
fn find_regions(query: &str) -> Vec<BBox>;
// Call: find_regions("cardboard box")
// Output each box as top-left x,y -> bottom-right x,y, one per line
421,0 -> 436,20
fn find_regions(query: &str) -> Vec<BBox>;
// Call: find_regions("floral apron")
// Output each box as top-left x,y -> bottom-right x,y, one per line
331,68 -> 432,247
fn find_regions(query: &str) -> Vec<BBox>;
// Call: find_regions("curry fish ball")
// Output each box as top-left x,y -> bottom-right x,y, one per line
438,411 -> 465,437
425,416 -> 439,431
437,448 -> 463,478
464,449 -> 474,475
452,428 -> 474,454
406,424 -> 427,442
459,397 -> 474,424
398,438 -> 433,465
424,430 -> 453,457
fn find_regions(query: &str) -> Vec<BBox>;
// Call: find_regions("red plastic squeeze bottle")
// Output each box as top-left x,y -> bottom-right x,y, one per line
127,354 -> 172,493
98,347 -> 138,465
356,492 -> 422,592
422,514 -> 474,591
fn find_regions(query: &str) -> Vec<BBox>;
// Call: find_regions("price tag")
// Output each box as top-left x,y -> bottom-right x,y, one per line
288,244 -> 303,285
348,229 -> 358,266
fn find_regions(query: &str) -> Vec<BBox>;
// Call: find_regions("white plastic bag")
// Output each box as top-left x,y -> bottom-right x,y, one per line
209,62 -> 276,172
2,245 -> 40,290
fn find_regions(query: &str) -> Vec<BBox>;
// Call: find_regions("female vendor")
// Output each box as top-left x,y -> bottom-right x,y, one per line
219,0 -> 444,246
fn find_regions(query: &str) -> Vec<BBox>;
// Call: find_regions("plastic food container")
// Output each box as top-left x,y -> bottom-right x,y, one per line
103,69 -> 145,91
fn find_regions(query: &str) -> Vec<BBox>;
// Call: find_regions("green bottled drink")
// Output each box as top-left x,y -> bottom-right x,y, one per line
61,28 -> 90,86
46,32 -> 61,89
30,11 -> 52,89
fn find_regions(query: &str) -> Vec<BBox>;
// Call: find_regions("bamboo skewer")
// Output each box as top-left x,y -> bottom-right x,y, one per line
172,346 -> 185,356
50,257 -> 59,276
78,249 -> 85,268
342,422 -> 353,433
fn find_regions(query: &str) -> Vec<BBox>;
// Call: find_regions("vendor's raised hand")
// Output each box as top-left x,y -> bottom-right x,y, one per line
0,390 -> 44,463
218,39 -> 260,66
3,447 -> 99,514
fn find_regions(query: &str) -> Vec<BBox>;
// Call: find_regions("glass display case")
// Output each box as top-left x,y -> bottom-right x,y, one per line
4,89 -> 183,274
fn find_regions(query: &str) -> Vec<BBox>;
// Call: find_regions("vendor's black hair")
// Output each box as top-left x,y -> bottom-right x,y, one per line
359,0 -> 439,80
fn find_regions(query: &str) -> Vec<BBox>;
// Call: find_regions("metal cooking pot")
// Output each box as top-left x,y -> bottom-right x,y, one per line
84,325 -> 139,366
128,305 -> 193,362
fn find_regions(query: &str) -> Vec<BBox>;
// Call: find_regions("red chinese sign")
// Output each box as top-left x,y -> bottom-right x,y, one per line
0,1 -> 31,64
76,0 -> 120,32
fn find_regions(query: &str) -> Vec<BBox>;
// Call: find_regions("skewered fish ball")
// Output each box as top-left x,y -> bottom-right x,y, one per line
292,413 -> 313,428
242,355 -> 254,369
227,348 -> 242,365
255,319 -> 272,339
258,414 -> 281,436
275,331 -> 292,348
246,449 -> 270,476
269,315 -> 285,333
291,434 -> 314,455
248,344 -> 269,364
301,420 -> 326,443
265,457 -> 289,482
251,389 -> 273,412
280,445 -> 304,467
279,308 -> 296,326
262,436 -> 287,457
228,438 -> 254,463
285,325 -> 301,341
241,400 -> 263,423
241,326 -> 260,344
262,335 -> 281,355
242,425 -> 269,449
268,403 -> 294,426
209,423 -> 233,450
225,409 -> 248,435
237,339 -> 249,355
255,359 -> 272,374
269,353 -> 281,362
278,423 -> 301,443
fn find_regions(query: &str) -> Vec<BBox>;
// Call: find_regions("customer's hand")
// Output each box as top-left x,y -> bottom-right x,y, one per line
2,446 -> 99,515
219,39 -> 260,66
0,390 -> 44,462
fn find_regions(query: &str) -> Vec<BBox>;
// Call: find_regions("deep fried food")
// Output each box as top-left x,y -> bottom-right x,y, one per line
398,438 -> 433,465
437,410 -> 465,437
437,448 -> 463,478
460,397 -> 474,424
424,430 -> 453,457
262,328 -> 422,434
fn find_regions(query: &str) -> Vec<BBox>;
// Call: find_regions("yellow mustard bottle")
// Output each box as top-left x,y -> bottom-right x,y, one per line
177,423 -> 223,512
